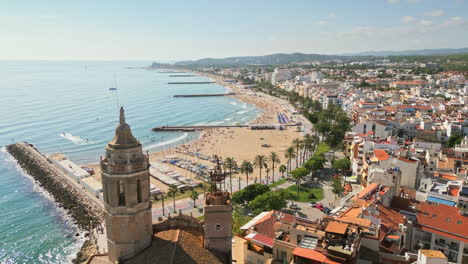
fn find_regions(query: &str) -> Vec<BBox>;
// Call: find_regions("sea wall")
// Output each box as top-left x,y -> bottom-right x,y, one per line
6,142 -> 104,263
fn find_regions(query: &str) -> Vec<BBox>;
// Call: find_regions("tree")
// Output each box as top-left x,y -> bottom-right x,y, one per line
189,189 -> 199,208
224,157 -> 237,194
249,191 -> 287,214
240,160 -> 254,186
253,155 -> 267,183
446,133 -> 464,148
232,204 -> 250,235
290,167 -> 309,201
279,164 -> 287,178
269,152 -> 281,183
331,175 -> 344,202
303,156 -> 325,175
292,138 -> 303,168
167,184 -> 179,213
284,147 -> 296,174
232,183 -> 270,204
333,158 -> 351,175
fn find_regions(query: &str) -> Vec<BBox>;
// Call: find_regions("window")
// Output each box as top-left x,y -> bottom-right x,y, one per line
216,224 -> 221,231
137,179 -> 142,203
118,181 -> 125,206
297,235 -> 302,244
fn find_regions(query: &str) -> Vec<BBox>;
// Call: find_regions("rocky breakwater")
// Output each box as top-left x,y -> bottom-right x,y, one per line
6,142 -> 104,263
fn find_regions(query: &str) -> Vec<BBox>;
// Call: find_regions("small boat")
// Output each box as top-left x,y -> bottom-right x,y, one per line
109,87 -> 117,91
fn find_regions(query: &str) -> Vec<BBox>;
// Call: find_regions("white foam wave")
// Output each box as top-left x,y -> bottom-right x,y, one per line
241,103 -> 248,109
229,101 -> 238,106
206,120 -> 224,125
224,118 -> 233,121
60,133 -> 92,145
143,132 -> 188,151
236,108 -> 255,115
1,147 -> 86,262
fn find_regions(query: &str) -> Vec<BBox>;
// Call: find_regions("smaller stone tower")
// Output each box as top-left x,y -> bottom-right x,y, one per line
203,157 -> 233,260
101,107 -> 153,263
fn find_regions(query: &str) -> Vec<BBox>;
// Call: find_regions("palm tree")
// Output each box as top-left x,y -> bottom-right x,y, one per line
265,167 -> 270,185
240,160 -> 254,186
284,147 -> 295,174
167,184 -> 178,213
269,152 -> 281,183
292,138 -> 303,168
302,134 -> 314,160
224,157 -> 237,194
253,155 -> 267,184
189,189 -> 199,208
279,164 -> 287,178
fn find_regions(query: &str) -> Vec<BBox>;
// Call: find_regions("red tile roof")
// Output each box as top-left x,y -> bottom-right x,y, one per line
374,149 -> 390,161
357,183 -> 380,199
398,157 -> 417,163
416,202 -> 468,242
292,247 -> 341,264
325,221 -> 348,234
250,233 -> 274,248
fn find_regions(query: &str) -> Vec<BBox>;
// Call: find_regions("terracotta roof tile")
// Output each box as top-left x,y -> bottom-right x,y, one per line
325,221 -> 348,234
374,149 -> 389,161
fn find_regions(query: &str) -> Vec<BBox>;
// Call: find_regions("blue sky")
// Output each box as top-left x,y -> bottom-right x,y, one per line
0,0 -> 467,60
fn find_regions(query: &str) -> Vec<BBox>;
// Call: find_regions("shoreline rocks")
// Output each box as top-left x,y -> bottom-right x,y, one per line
6,142 -> 104,263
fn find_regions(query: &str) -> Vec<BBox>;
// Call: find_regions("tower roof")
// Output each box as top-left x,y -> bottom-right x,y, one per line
108,107 -> 140,149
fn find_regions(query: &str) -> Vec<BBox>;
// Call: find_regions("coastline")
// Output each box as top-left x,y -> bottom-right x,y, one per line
85,67 -> 301,194
6,142 -> 104,263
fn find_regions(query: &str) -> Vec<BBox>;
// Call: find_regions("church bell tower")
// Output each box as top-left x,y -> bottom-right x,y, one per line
101,107 -> 152,263
203,157 -> 233,260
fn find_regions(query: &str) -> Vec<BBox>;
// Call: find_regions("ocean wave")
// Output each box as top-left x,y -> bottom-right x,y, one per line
143,132 -> 188,151
0,147 -> 86,263
206,120 -> 224,125
229,101 -> 238,106
236,108 -> 255,115
60,133 -> 93,145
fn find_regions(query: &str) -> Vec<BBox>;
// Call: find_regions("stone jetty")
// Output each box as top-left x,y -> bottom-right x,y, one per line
6,142 -> 104,263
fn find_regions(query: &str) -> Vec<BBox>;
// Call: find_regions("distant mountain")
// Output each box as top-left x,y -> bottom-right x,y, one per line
341,48 -> 468,56
174,53 -> 346,66
172,48 -> 468,66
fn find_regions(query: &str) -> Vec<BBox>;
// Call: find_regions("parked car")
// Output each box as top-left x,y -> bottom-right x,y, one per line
314,204 -> 324,210
323,207 -> 332,215
289,204 -> 301,210
309,202 -> 317,207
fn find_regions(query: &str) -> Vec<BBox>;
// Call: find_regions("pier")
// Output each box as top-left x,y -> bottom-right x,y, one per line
168,81 -> 215,84
152,123 -> 299,132
173,93 -> 235,97
153,125 -> 247,132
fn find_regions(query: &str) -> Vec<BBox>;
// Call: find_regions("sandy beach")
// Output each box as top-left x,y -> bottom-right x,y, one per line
86,70 -> 301,193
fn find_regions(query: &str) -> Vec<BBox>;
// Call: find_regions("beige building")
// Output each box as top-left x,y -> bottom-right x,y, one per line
101,107 -> 153,263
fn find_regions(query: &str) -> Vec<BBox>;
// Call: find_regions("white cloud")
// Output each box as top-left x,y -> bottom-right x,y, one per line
441,16 -> 466,27
328,12 -> 336,19
407,0 -> 423,3
316,20 -> 328,26
419,20 -> 433,26
425,9 -> 444,17
401,16 -> 415,23
387,0 -> 400,3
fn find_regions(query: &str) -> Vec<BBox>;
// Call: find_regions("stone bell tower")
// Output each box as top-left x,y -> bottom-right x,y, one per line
204,157 -> 233,260
101,107 -> 152,263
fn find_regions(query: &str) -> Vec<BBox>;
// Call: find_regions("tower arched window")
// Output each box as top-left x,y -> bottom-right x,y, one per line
118,181 -> 125,206
137,179 -> 142,203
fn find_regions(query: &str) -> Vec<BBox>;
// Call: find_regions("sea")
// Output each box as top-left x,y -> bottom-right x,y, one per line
0,61 -> 261,263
